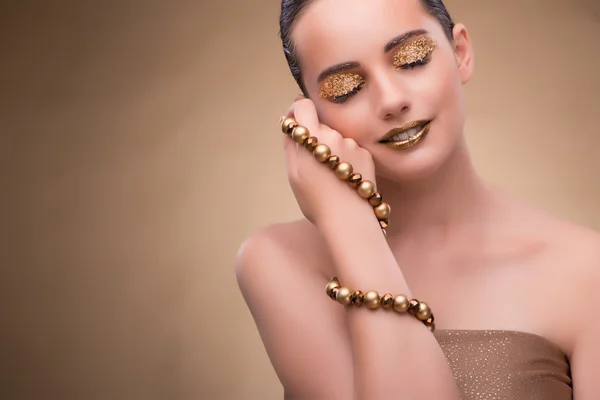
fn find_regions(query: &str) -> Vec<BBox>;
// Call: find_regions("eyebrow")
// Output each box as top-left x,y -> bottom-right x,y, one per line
383,29 -> 429,53
316,29 -> 430,84
316,62 -> 360,83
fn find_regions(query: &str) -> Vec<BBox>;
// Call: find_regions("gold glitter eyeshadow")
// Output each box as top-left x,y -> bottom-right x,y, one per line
393,36 -> 437,67
319,73 -> 364,100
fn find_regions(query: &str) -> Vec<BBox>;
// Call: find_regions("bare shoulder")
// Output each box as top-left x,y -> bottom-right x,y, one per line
495,197 -> 600,350
235,219 -> 331,279
496,189 -> 600,270
234,220 -> 354,398
235,219 -> 335,304
507,196 -> 600,299
525,205 -> 600,274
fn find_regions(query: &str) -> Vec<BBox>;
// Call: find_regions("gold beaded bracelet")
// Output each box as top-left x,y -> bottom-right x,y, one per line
325,277 -> 436,332
280,116 -> 391,235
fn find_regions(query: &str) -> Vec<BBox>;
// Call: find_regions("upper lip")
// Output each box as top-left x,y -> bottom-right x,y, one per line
378,120 -> 431,142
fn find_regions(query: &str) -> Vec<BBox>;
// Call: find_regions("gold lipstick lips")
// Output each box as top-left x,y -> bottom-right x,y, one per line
378,120 -> 431,149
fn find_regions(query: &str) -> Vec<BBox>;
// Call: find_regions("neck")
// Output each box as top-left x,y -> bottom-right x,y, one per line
377,139 -> 493,241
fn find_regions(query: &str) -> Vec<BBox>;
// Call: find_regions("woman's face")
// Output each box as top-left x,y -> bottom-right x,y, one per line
292,0 -> 474,182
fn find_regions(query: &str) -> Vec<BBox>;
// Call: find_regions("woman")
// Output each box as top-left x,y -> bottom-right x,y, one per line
236,0 -> 600,398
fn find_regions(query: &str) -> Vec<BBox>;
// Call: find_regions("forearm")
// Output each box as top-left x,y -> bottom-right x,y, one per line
319,210 -> 459,399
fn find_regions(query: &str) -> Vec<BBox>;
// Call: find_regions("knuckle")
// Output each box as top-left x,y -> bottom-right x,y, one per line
317,129 -> 334,145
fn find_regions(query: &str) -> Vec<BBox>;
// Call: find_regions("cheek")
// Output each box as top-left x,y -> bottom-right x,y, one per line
424,59 -> 465,123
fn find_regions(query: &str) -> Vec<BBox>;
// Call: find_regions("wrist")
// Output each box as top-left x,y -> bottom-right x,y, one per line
316,199 -> 379,236
317,207 -> 404,292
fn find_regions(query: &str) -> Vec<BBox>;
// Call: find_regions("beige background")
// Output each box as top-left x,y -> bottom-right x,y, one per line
1,0 -> 599,399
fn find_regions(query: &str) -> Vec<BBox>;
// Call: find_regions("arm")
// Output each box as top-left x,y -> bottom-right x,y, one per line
235,225 -> 354,399
280,98 -> 459,399
319,205 -> 460,400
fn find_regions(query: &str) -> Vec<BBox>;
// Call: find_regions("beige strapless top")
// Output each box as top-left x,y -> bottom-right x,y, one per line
434,330 -> 572,400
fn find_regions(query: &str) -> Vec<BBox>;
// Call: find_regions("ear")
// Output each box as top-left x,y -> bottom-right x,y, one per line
452,23 -> 474,84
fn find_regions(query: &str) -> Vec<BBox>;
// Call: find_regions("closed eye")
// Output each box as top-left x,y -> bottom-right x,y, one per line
319,73 -> 365,104
392,36 -> 436,70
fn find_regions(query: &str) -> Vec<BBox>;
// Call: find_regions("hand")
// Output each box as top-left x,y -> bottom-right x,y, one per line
282,99 -> 378,229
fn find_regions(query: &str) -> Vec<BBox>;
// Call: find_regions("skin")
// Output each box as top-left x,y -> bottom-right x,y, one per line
236,0 -> 600,398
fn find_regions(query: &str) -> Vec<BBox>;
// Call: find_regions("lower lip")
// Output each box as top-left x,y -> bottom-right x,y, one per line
381,122 -> 431,149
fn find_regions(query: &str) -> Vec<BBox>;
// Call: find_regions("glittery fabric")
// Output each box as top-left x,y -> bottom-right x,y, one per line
393,36 -> 436,67
318,73 -> 364,99
434,330 -> 572,400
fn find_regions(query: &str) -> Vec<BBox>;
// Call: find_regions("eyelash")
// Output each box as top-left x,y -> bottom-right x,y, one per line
331,56 -> 432,104
332,82 -> 365,104
397,54 -> 432,70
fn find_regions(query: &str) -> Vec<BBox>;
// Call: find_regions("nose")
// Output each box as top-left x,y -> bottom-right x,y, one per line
371,72 -> 411,121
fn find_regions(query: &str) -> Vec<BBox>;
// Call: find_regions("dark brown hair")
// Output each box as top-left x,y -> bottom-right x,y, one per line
279,0 -> 455,95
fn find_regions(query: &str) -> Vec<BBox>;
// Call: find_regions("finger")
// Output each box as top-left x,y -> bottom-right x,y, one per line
283,131 -> 298,180
292,99 -> 320,139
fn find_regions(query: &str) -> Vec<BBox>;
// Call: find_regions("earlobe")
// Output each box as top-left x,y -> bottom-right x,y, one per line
452,23 -> 474,84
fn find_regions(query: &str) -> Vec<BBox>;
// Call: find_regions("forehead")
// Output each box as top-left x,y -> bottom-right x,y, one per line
293,0 -> 439,80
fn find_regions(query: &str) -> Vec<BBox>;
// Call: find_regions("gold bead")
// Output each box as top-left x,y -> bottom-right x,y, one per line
348,173 -> 362,188
304,136 -> 318,150
325,278 -> 341,297
292,126 -> 310,144
335,162 -> 353,180
369,192 -> 383,207
427,321 -> 436,332
426,314 -> 435,325
326,155 -> 340,169
374,202 -> 391,220
336,287 -> 352,305
329,287 -> 340,300
393,295 -> 410,313
281,117 -> 298,135
363,290 -> 380,309
350,290 -> 364,306
381,293 -> 394,309
313,144 -> 331,162
407,299 -> 420,315
416,301 -> 432,321
357,180 -> 376,199
379,220 -> 390,230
